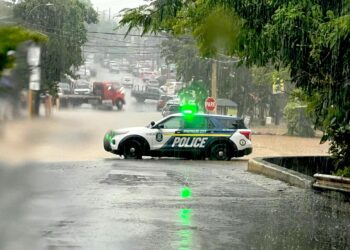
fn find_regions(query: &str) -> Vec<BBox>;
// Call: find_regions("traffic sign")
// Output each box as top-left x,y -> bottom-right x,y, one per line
205,97 -> 216,111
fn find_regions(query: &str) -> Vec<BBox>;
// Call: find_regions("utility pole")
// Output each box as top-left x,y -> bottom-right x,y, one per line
211,60 -> 218,113
27,44 -> 41,118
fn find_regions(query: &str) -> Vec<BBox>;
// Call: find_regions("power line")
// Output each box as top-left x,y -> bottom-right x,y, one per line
84,50 -> 161,55
87,34 -> 142,44
88,31 -> 168,38
84,44 -> 160,48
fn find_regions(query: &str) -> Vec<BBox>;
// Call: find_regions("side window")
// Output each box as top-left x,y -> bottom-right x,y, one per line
219,118 -> 246,129
207,118 -> 215,129
184,116 -> 209,129
159,117 -> 184,129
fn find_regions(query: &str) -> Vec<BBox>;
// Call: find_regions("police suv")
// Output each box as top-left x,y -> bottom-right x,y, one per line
103,113 -> 252,160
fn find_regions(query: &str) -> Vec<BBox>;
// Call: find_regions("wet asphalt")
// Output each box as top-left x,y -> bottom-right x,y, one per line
1,159 -> 349,250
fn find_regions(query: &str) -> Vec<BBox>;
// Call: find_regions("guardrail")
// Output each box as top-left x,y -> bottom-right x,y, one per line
313,174 -> 350,194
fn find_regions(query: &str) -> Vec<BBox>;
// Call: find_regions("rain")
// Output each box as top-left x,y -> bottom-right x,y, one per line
0,0 -> 350,249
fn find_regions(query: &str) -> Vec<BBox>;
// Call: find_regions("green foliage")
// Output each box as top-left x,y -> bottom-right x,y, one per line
283,89 -> 315,137
13,0 -> 98,93
334,167 -> 350,178
0,26 -> 47,76
161,36 -> 211,84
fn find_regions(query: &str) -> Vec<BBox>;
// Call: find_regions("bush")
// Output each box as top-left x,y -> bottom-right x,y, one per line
284,102 -> 315,137
334,167 -> 350,178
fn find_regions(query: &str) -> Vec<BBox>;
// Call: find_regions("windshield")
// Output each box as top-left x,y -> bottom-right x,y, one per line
1,0 -> 349,249
76,83 -> 89,89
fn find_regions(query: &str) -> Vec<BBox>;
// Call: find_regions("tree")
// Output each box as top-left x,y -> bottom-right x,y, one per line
120,0 -> 350,175
0,26 -> 47,77
161,36 -> 211,84
13,0 -> 98,93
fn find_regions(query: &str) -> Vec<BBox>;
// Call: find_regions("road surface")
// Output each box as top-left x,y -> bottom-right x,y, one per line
1,160 -> 350,250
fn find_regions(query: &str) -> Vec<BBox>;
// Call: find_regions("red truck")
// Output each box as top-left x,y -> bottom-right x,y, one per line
59,81 -> 125,110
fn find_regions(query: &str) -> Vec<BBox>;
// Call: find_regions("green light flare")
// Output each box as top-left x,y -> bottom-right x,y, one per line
105,131 -> 116,142
178,229 -> 192,250
181,187 -> 192,199
180,103 -> 198,118
105,134 -> 112,142
179,209 -> 192,226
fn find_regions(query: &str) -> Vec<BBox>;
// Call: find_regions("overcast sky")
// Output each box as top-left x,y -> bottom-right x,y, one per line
90,0 -> 146,15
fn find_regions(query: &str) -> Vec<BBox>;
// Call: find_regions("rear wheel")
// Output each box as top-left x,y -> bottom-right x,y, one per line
209,143 -> 231,161
123,140 -> 143,159
116,100 -> 123,110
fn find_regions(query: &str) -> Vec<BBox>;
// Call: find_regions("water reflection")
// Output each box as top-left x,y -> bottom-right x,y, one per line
177,209 -> 192,250
178,229 -> 192,250
179,208 -> 192,226
176,185 -> 193,250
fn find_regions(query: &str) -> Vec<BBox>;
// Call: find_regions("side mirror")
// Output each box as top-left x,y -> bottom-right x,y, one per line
150,121 -> 155,127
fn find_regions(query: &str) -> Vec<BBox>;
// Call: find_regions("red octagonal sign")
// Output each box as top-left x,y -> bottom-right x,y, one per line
205,97 -> 217,111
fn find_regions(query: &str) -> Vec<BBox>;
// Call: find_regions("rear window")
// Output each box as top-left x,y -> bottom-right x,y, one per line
217,118 -> 246,129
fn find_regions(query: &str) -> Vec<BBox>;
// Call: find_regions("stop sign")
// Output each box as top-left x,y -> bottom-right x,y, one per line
205,97 -> 217,111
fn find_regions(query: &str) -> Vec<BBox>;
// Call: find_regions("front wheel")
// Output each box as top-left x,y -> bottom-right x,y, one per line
209,143 -> 231,161
123,140 -> 143,159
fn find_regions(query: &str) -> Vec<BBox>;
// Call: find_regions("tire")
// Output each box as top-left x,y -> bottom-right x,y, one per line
123,140 -> 143,159
116,100 -> 123,110
209,142 -> 231,161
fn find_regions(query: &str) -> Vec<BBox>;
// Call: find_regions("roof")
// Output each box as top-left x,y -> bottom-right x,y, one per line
217,98 -> 237,108
170,113 -> 241,119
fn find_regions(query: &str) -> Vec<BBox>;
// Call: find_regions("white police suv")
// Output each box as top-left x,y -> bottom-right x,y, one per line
103,113 -> 252,160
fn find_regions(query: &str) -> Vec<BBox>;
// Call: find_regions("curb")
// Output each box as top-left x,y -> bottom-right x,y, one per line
247,158 -> 314,189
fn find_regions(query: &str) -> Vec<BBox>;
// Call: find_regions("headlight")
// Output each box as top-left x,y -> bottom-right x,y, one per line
104,130 -> 128,142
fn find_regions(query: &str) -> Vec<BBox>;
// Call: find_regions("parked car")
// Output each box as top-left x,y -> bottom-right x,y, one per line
147,79 -> 159,87
131,85 -> 165,103
122,77 -> 134,88
157,95 -> 177,111
162,104 -> 180,117
110,64 -> 120,73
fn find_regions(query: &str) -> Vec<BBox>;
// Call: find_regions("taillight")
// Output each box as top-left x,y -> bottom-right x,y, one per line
239,131 -> 251,140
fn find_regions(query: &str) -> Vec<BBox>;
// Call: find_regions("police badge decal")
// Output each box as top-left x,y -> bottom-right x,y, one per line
156,132 -> 163,142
